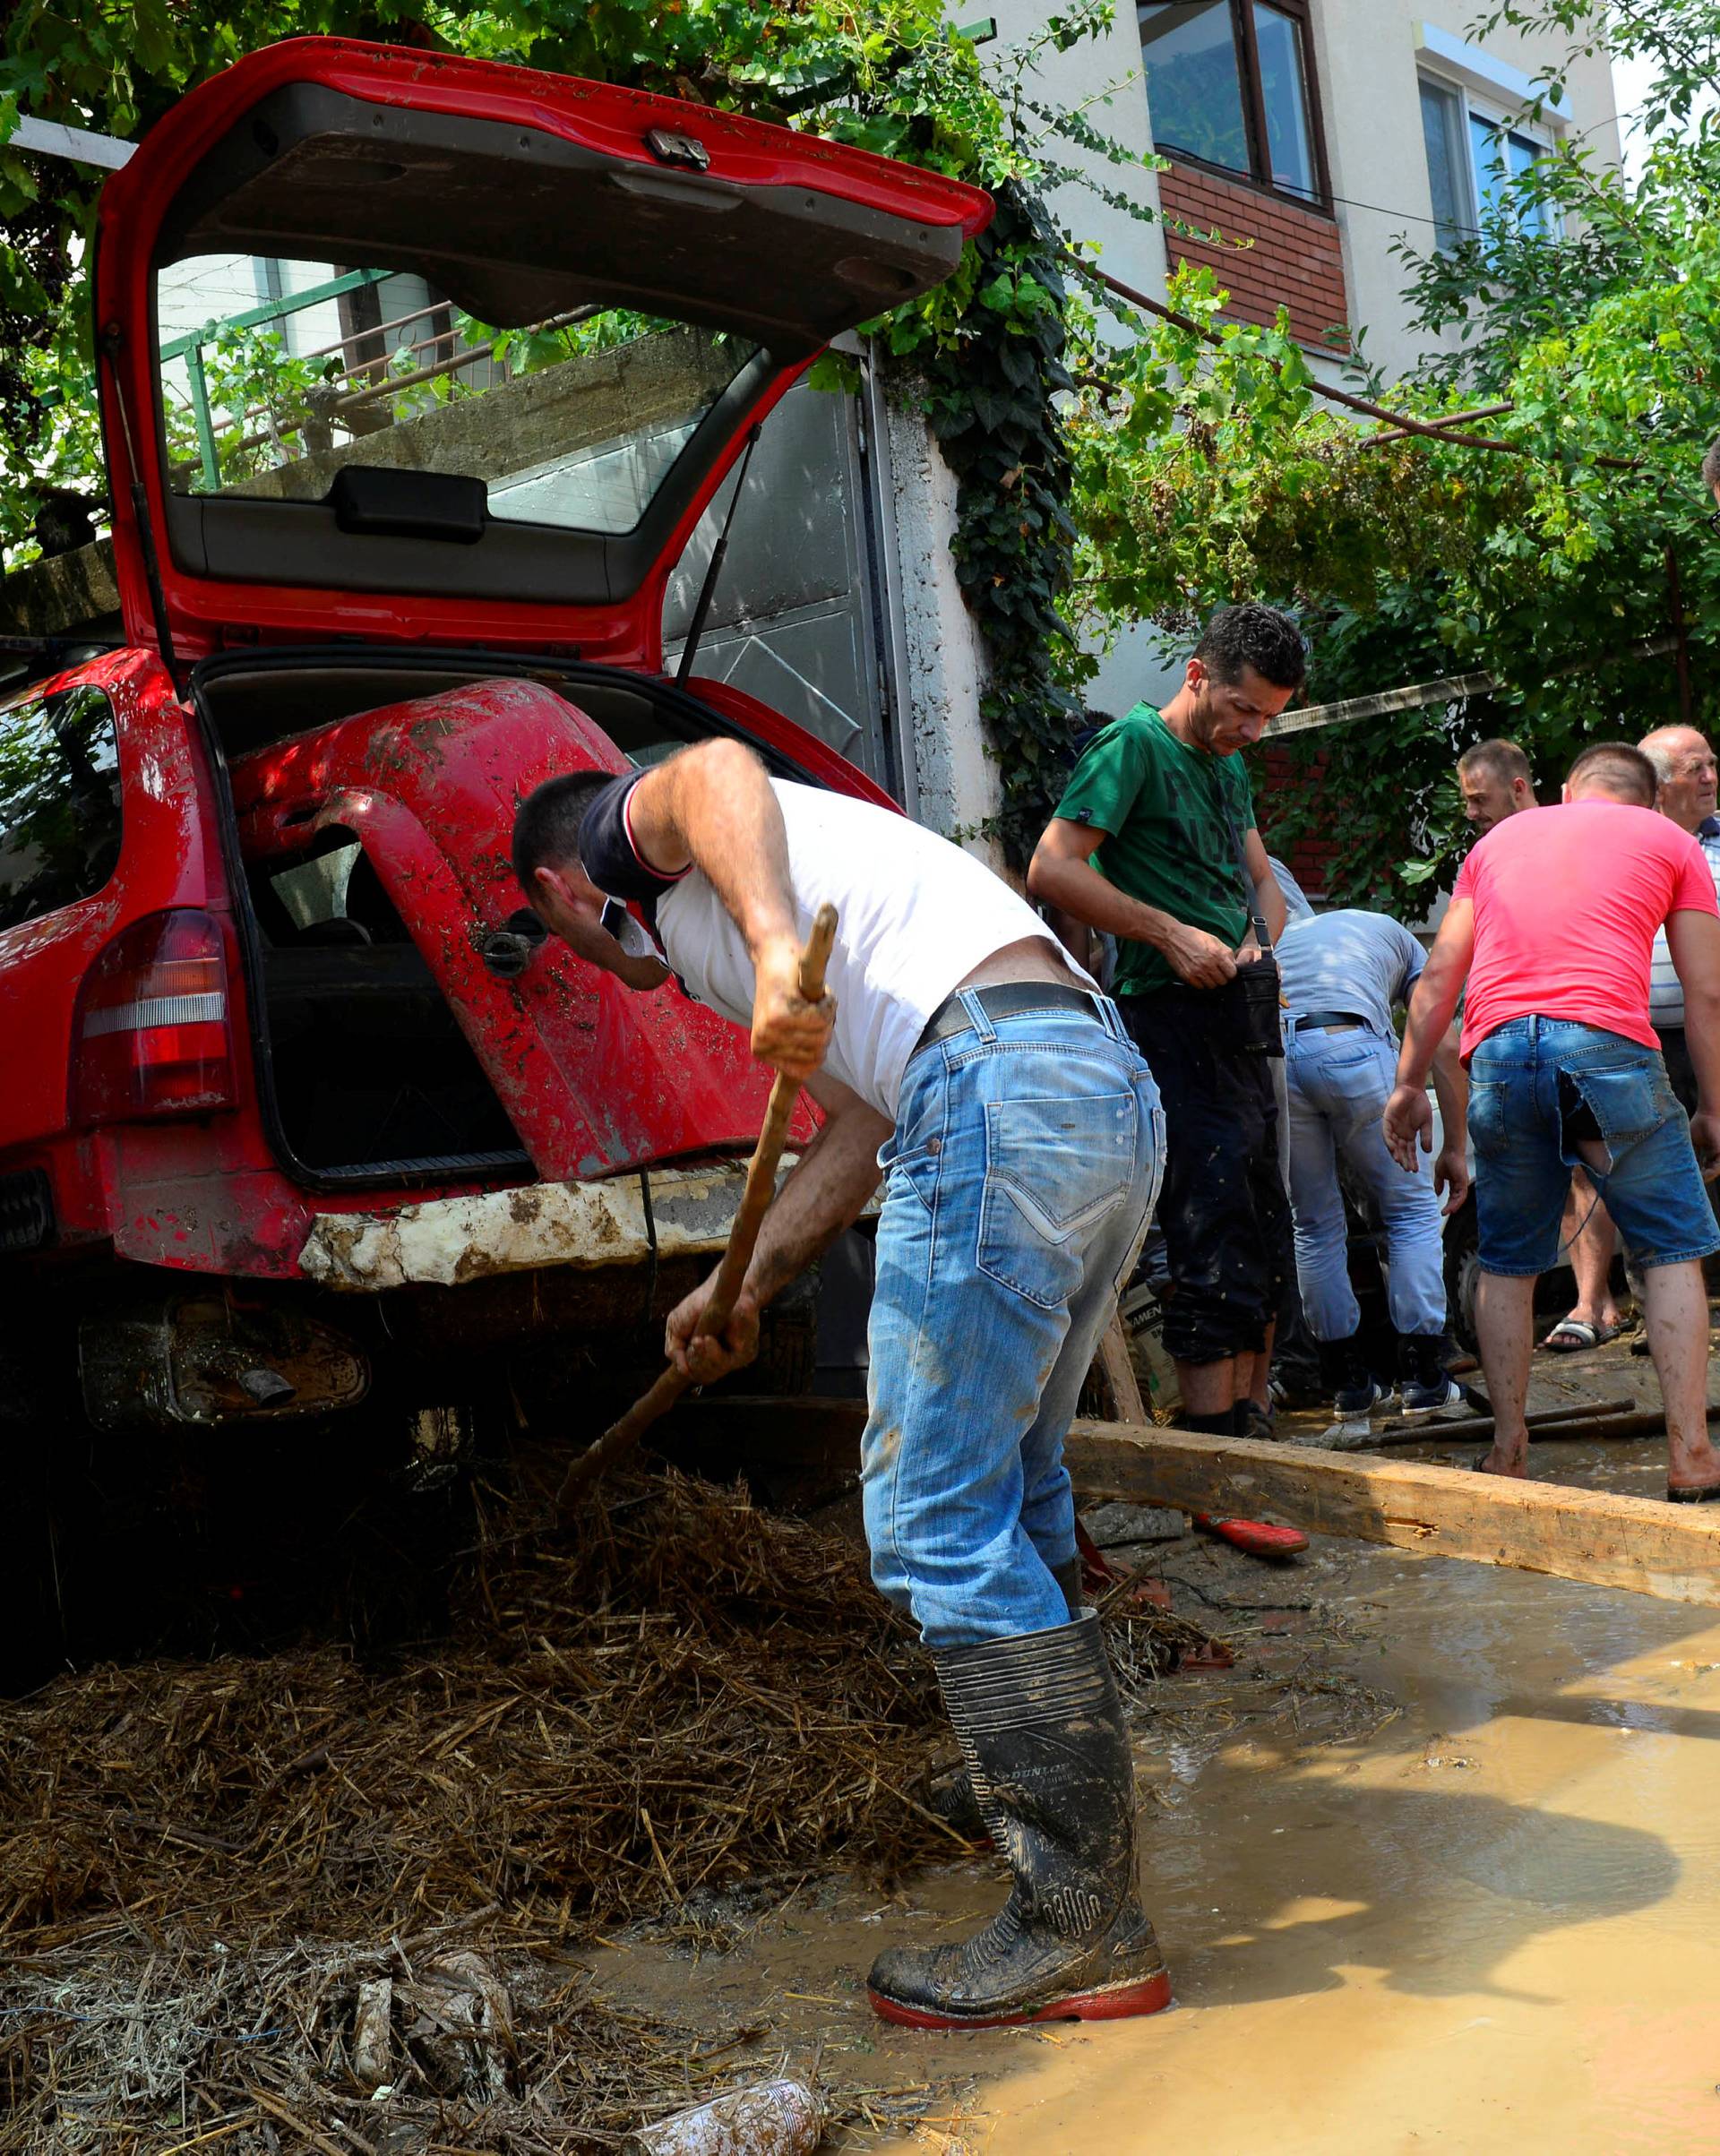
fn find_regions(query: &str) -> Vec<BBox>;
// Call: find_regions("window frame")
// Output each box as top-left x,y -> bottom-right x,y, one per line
1417,69 -> 1563,250
1139,0 -> 1334,212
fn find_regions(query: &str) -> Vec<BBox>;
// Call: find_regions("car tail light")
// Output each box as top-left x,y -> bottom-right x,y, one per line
73,910 -> 237,1124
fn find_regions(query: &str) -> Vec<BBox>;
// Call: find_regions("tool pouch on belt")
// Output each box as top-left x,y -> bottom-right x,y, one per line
1221,954 -> 1285,1056
1215,795 -> 1284,1058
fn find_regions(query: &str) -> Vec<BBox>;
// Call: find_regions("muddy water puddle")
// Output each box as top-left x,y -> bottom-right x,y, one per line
598,1433 -> 1720,2152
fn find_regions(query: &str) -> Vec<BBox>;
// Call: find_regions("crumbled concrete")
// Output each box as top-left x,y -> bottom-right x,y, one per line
1081,1500 -> 1189,1548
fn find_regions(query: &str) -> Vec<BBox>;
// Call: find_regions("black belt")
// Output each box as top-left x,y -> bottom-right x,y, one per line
916,981 -> 1101,1054
1293,1009 -> 1368,1032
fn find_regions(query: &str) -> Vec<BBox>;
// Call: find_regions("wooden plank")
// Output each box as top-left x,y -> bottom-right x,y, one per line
1063,1419 -> 1720,1607
1095,1310 -> 1148,1426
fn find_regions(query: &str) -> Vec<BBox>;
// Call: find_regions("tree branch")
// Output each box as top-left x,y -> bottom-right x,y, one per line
1070,254 -> 1642,471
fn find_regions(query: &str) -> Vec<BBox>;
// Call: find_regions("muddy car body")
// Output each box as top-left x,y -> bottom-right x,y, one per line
0,41 -> 988,1593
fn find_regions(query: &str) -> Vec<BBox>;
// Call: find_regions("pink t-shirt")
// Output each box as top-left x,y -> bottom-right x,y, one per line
1453,801 -> 1719,1059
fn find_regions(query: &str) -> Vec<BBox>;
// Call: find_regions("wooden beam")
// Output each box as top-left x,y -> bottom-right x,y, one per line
1064,1420 -> 1720,1607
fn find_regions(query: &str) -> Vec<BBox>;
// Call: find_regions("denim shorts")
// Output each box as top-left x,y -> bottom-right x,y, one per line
1468,1017 -> 1720,1276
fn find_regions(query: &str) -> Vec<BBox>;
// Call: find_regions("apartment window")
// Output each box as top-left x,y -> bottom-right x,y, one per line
1138,1 -> 1325,204
1420,76 -> 1556,248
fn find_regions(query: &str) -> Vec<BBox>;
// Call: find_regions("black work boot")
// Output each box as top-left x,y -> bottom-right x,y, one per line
869,1614 -> 1172,2029
1317,1335 -> 1384,1419
925,1558 -> 1084,1841
1398,1332 -> 1461,1414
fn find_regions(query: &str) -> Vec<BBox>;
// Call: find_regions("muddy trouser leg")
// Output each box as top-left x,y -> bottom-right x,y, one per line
1117,992 -> 1291,1370
1018,1102 -> 1164,1586
1660,1027 -> 1720,1229
860,996 -> 1160,1651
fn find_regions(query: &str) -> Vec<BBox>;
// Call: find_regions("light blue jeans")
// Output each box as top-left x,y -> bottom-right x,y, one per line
860,993 -> 1163,1648
1285,1025 -> 1446,1342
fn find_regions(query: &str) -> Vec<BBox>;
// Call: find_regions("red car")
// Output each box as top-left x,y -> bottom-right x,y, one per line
0,39 -> 988,1649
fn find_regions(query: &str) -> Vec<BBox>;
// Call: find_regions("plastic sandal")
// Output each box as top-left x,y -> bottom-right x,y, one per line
1191,1515 -> 1309,1559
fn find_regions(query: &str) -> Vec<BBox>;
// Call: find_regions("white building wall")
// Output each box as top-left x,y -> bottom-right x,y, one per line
1314,2 -> 1621,383
885,391 -> 1007,865
890,3 -> 1621,766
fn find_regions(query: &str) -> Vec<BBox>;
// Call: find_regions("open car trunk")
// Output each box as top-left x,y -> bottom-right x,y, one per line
95,39 -> 991,669
208,649 -> 867,1188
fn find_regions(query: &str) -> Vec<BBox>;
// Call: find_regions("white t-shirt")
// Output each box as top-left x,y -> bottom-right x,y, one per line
580,775 -> 1091,1120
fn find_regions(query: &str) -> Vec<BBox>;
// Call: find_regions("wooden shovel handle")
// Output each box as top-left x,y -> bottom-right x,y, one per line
556,903 -> 838,1508
698,904 -> 838,1339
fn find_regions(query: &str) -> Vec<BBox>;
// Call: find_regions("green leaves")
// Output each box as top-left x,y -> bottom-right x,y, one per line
1062,0 -> 1720,909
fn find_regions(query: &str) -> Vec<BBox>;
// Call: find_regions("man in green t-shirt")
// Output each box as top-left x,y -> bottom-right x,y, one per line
1028,604 -> 1300,1436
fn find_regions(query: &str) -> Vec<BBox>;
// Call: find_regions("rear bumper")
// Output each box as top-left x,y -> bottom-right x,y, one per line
299,1162 -> 781,1292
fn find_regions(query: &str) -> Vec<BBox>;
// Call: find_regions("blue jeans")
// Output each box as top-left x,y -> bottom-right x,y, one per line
1468,1017 -> 1720,1275
860,993 -> 1162,1648
1285,1025 -> 1447,1341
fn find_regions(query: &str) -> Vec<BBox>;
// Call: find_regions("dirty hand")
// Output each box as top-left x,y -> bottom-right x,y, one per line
1432,1142 -> 1471,1215
666,1276 -> 762,1384
751,934 -> 836,1082
1382,1083 -> 1433,1173
1165,923 -> 1239,990
1693,1110 -> 1720,1182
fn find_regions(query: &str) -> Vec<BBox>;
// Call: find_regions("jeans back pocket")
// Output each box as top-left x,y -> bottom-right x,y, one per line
977,1089 -> 1139,1310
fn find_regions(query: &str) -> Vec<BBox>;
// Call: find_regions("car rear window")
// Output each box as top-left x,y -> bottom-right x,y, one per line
154,252 -> 759,537
0,686 -> 123,932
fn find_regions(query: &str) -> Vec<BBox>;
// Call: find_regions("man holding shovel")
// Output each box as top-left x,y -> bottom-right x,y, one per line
514,736 -> 1173,2030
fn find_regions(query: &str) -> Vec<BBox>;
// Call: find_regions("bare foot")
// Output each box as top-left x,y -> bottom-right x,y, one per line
1473,1444 -> 1529,1478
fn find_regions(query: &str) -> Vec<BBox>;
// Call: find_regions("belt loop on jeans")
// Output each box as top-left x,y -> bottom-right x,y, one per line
959,986 -> 998,1045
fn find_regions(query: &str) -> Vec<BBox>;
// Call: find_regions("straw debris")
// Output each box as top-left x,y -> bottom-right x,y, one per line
0,1465 -> 1223,2151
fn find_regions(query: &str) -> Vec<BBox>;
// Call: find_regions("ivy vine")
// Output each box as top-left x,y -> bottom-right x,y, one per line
921,185 -> 1088,866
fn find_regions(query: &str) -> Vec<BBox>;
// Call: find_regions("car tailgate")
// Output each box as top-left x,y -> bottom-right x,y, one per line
231,677 -> 812,1181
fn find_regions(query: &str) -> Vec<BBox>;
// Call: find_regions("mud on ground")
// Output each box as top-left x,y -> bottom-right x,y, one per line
5,1342 -> 1714,2153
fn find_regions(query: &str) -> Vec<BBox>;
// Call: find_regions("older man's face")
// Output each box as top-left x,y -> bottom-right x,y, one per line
1649,726 -> 1718,831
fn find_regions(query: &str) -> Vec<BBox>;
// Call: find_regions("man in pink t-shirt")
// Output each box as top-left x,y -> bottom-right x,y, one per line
1386,742 -> 1720,1497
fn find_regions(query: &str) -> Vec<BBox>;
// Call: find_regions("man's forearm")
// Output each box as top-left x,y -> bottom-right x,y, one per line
1398,963 -> 1465,1094
1028,851 -> 1205,953
743,1103 -> 890,1306
1683,988 -> 1720,1112
1430,1026 -> 1469,1152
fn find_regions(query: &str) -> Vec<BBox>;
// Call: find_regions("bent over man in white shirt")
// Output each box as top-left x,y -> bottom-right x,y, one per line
513,738 -> 1170,2032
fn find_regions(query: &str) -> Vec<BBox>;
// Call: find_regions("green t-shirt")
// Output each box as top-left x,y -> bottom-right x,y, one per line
1054,702 -> 1257,998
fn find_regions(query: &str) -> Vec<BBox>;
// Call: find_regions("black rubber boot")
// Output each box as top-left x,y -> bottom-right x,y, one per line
870,1614 -> 1172,2029
1317,1336 -> 1383,1418
925,1558 -> 1084,1840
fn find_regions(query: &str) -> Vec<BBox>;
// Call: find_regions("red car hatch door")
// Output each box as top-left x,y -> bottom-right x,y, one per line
229,679 -> 812,1180
94,39 -> 991,672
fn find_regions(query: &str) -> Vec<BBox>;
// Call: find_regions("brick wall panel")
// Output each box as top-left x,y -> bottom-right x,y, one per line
1158,160 -> 1349,348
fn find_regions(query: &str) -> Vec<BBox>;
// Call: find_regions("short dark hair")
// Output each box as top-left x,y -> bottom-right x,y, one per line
1701,437 -> 1720,492
1193,603 -> 1306,691
512,769 -> 615,897
1567,741 -> 1657,806
1457,737 -> 1532,787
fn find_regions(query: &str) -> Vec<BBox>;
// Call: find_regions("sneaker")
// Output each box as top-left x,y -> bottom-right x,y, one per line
1400,1373 -> 1464,1415
1334,1374 -> 1387,1418
1396,1332 -> 1462,1415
